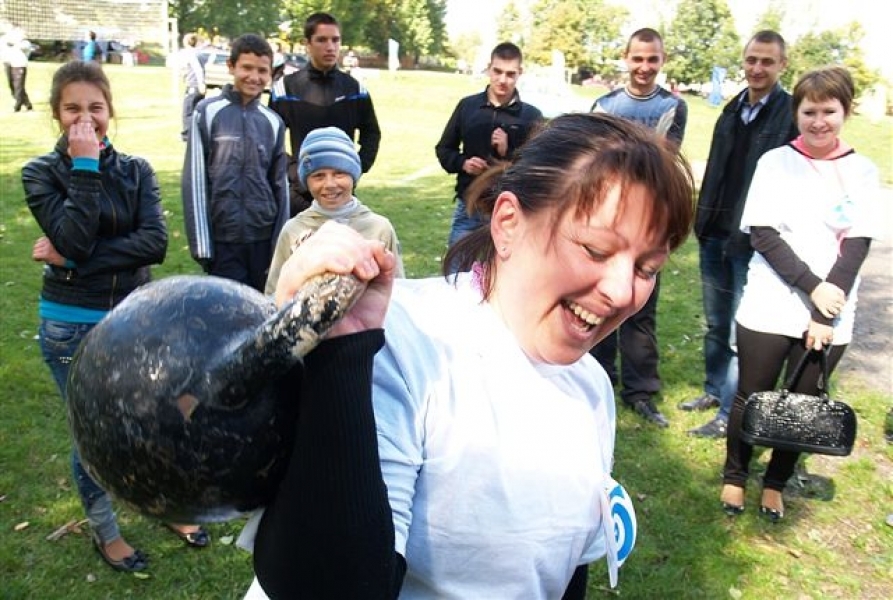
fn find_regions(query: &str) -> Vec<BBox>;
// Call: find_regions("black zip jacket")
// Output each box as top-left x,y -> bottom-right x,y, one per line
22,137 -> 167,310
695,83 -> 798,248
435,89 -> 543,199
270,65 -> 381,173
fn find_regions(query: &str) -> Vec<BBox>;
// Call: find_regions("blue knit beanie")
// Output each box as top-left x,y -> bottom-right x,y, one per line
298,127 -> 362,188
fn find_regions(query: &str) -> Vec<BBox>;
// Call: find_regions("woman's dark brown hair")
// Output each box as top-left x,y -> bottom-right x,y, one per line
443,112 -> 695,300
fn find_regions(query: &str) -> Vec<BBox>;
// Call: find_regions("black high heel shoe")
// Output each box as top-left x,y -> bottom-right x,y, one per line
720,484 -> 745,516
759,505 -> 784,523
722,502 -> 745,516
759,489 -> 785,523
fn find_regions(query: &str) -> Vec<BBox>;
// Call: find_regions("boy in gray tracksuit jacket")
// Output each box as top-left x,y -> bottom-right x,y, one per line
182,34 -> 288,292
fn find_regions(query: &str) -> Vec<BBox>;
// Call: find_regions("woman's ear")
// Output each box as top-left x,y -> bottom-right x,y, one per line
490,191 -> 522,259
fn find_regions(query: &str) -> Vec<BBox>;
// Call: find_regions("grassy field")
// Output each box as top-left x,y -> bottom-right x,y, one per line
1,62 -> 891,599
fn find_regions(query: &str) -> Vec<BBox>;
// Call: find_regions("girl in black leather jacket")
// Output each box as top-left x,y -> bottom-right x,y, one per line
22,61 -> 206,572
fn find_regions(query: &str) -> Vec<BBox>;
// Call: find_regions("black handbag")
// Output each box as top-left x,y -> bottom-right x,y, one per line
740,346 -> 857,456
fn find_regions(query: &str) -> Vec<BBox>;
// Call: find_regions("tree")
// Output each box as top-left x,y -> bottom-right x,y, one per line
752,0 -> 785,34
496,1 -> 524,47
665,0 -> 740,85
525,0 -> 627,71
279,0 -> 372,47
169,0 -> 281,41
785,23 -> 880,97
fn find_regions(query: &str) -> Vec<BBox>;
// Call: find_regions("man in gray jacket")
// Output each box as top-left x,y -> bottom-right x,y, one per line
682,30 -> 799,438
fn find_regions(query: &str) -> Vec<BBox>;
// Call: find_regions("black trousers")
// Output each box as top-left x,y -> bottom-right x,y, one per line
590,273 -> 661,405
207,240 -> 273,293
10,66 -> 31,111
181,88 -> 204,140
723,324 -> 847,492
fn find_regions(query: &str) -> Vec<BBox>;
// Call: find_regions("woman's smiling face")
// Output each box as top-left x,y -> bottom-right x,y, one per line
57,81 -> 110,142
797,96 -> 846,158
490,181 -> 668,365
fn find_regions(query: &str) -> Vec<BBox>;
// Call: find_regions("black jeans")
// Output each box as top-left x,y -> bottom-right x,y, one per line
591,273 -> 661,406
723,324 -> 847,492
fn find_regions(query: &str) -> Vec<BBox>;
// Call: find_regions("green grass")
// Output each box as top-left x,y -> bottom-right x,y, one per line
1,63 -> 891,599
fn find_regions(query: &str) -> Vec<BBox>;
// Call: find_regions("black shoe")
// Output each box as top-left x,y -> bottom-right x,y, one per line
759,505 -> 784,523
722,502 -> 745,516
165,523 -> 211,548
688,417 -> 727,438
884,408 -> 893,444
91,533 -> 149,573
678,393 -> 720,411
630,399 -> 669,428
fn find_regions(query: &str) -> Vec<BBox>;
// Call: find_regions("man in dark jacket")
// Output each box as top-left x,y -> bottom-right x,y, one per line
681,30 -> 799,437
435,42 -> 543,250
181,34 -> 289,293
269,12 -> 380,216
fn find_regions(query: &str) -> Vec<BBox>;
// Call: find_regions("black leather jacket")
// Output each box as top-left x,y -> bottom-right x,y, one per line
22,137 -> 168,310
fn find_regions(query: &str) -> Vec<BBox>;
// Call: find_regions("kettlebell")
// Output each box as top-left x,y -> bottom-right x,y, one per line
67,273 -> 362,523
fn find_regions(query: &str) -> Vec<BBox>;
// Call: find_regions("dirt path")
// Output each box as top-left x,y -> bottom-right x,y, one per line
836,186 -> 893,399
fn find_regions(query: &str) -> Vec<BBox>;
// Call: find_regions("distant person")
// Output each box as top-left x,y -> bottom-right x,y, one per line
82,31 -> 100,62
589,27 -> 687,428
342,48 -> 358,73
721,65 -> 881,521
682,30 -> 799,439
179,32 -> 206,142
265,126 -> 404,295
270,12 -> 380,216
435,41 -> 543,250
23,60 -> 208,573
270,40 -> 286,83
181,34 -> 289,292
1,27 -> 33,112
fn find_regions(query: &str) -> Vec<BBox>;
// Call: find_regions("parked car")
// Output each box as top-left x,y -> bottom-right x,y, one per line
201,48 -> 308,90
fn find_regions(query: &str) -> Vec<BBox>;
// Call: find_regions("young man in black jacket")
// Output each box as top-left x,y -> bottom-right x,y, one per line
682,30 -> 799,438
435,42 -> 543,250
270,12 -> 381,216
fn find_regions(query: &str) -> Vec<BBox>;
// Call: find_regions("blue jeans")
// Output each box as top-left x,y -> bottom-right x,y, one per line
447,197 -> 485,249
39,319 -> 122,544
698,237 -> 750,421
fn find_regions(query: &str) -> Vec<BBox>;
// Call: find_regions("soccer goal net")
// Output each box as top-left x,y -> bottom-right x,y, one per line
0,0 -> 168,49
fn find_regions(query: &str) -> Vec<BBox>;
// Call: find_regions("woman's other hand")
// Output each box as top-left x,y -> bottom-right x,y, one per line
810,281 -> 845,319
805,320 -> 834,351
32,236 -> 66,266
274,221 -> 396,337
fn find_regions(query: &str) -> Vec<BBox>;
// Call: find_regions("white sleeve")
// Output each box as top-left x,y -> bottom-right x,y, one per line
372,307 -> 429,556
844,158 -> 885,240
739,151 -> 785,233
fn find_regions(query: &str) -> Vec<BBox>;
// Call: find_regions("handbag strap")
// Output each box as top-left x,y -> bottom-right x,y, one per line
782,345 -> 831,400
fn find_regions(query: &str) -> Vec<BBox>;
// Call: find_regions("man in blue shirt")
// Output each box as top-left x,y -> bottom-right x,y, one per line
590,28 -> 687,428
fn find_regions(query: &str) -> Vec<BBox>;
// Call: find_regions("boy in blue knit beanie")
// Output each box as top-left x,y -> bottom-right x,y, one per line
265,127 -> 404,294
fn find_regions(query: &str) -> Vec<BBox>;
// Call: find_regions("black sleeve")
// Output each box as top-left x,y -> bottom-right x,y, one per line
561,564 -> 589,600
253,330 -> 405,600
825,237 -> 871,295
750,226 -> 822,294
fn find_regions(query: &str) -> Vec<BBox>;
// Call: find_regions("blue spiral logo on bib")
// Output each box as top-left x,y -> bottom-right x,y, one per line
607,482 -> 637,566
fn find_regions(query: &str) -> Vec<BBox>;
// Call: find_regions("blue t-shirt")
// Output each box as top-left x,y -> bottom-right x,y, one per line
592,86 -> 687,146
